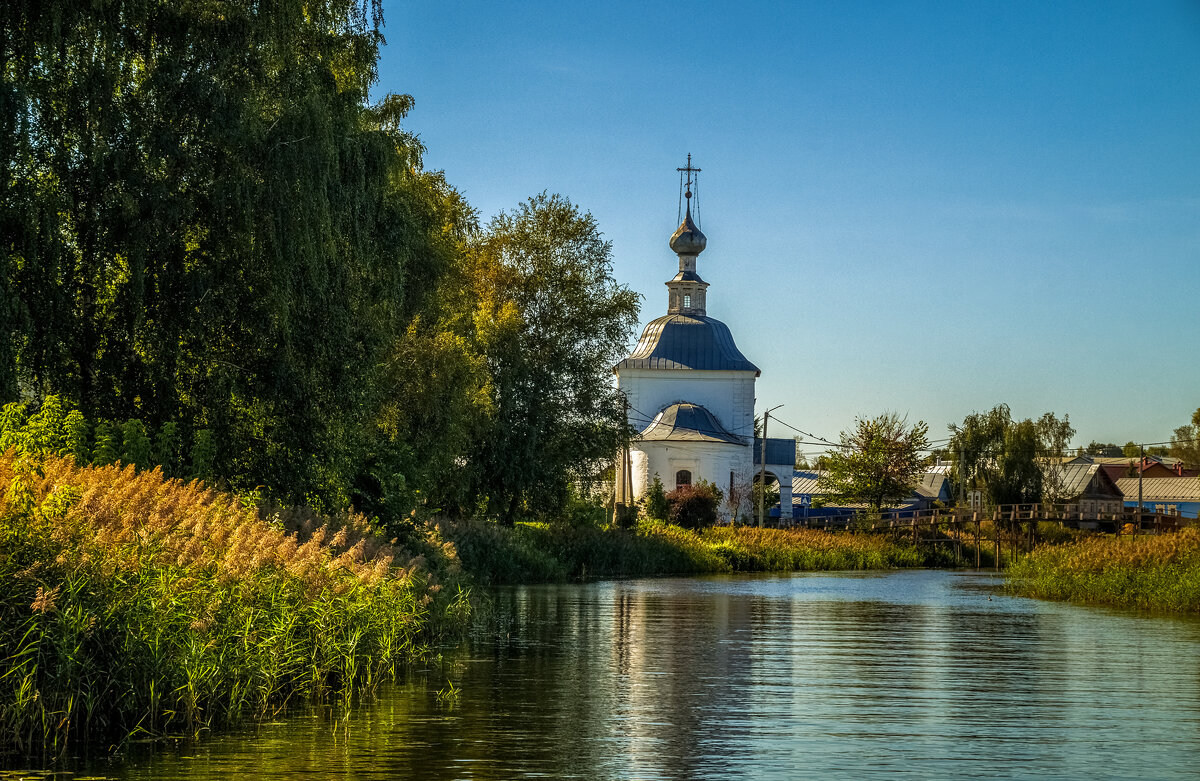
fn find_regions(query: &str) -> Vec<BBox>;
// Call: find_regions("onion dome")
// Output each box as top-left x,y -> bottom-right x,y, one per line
669,208 -> 707,256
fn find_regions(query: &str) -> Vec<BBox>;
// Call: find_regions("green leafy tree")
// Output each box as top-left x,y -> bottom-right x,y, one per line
190,429 -> 217,481
467,193 -> 640,524
993,418 -> 1043,504
22,396 -> 68,455
369,322 -> 490,522
1036,412 -> 1076,505
64,409 -> 90,465
1168,407 -> 1200,468
154,422 -> 181,476
819,413 -> 930,512
92,422 -> 120,466
1123,441 -> 1140,458
121,419 -> 152,469
0,402 -> 29,452
643,474 -> 670,521
2,0 -> 469,512
1084,441 -> 1121,457
950,404 -> 1074,506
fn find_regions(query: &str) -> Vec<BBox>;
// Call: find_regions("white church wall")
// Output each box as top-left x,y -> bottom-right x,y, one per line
633,440 -> 754,521
620,369 -> 756,440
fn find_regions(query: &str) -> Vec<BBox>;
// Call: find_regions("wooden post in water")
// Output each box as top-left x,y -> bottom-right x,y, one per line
993,508 -> 1000,571
1009,507 -> 1017,563
954,511 -> 962,564
973,513 -> 980,569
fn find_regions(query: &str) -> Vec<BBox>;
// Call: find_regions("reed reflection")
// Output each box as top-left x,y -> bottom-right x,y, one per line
89,572 -> 1200,781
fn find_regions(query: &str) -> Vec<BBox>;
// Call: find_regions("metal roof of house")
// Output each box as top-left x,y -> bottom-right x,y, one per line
754,437 -> 796,467
1071,454 -> 1185,467
1054,463 -> 1102,497
792,470 -> 823,494
615,314 -> 760,373
794,470 -> 954,503
1115,477 -> 1200,502
915,473 -> 950,501
638,402 -> 745,445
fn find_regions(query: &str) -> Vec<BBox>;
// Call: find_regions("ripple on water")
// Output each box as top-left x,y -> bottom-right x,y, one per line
35,570 -> 1200,781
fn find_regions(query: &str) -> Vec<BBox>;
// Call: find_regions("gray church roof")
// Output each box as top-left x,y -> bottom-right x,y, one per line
639,403 -> 745,445
615,314 -> 760,373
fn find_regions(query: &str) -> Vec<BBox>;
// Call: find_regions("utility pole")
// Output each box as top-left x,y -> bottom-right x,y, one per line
624,398 -> 634,515
759,404 -> 783,528
613,394 -> 631,527
1138,443 -> 1144,527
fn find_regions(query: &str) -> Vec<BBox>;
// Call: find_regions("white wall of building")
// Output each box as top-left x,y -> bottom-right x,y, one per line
619,368 -> 757,440
631,440 -> 755,521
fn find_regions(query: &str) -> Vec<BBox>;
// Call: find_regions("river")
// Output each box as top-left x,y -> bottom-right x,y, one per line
35,570 -> 1200,779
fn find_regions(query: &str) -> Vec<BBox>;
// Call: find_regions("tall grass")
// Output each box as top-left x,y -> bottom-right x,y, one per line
0,454 -> 466,756
441,518 -> 932,584
1008,529 -> 1200,612
700,526 -> 927,571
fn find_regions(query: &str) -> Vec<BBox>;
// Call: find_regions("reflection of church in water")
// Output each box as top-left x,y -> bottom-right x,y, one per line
615,157 -> 795,521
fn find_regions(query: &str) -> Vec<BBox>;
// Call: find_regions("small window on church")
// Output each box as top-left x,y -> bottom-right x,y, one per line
683,294 -> 691,308
676,470 -> 691,488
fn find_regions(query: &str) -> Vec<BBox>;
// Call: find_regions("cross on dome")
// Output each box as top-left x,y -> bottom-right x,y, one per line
667,154 -> 709,313
669,154 -> 707,257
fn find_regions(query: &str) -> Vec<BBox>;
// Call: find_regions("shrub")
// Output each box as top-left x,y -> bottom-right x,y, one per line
643,474 -> 669,521
120,418 -> 152,468
666,481 -> 722,529
91,421 -> 120,466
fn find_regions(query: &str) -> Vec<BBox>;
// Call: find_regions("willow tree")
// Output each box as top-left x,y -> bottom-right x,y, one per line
2,0 -> 465,507
948,405 -> 1073,507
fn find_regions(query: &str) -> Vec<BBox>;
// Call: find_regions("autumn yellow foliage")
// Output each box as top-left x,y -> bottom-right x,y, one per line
0,454 -> 466,755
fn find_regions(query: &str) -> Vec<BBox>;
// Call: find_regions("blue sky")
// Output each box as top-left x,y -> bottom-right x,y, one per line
375,0 -> 1200,456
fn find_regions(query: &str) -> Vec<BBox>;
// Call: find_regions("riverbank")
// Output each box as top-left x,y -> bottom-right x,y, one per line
440,518 -> 946,584
1008,528 -> 1200,612
0,454 -> 466,756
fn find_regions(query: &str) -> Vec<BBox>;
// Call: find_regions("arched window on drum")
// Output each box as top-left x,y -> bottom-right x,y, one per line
676,470 -> 692,489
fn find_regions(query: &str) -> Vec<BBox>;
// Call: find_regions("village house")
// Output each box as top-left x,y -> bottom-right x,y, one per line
787,469 -> 952,523
1115,477 -> 1200,519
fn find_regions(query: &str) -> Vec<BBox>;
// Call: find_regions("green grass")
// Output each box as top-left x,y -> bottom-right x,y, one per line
440,518 -> 939,584
1008,528 -> 1200,612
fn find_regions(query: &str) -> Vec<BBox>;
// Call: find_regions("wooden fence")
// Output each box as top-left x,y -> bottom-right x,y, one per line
777,504 -> 1192,570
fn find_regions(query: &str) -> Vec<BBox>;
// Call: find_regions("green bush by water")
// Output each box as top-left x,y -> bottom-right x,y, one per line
441,518 -> 935,584
1008,528 -> 1200,612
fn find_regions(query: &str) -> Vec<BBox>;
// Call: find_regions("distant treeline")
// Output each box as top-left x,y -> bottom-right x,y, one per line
0,0 -> 639,527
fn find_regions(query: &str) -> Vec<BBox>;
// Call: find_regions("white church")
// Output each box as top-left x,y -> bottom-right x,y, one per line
614,160 -> 795,522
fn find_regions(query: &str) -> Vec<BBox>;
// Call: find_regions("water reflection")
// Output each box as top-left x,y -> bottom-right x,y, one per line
56,571 -> 1200,779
